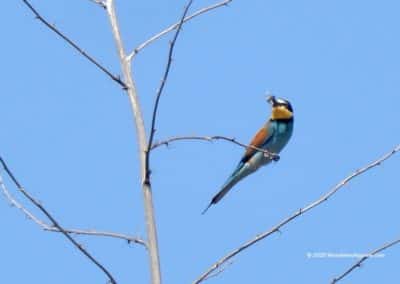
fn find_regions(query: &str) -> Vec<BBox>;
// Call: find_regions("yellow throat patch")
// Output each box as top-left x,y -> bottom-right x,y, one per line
271,106 -> 293,120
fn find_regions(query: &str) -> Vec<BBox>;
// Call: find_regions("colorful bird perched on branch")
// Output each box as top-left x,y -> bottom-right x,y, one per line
202,96 -> 294,214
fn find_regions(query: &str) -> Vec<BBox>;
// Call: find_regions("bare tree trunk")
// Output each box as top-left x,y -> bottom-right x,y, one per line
106,1 -> 161,283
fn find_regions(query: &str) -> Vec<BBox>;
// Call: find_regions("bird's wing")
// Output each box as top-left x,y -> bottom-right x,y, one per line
240,122 -> 274,164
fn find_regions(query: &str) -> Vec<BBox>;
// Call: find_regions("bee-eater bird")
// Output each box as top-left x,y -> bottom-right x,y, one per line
202,96 -> 294,214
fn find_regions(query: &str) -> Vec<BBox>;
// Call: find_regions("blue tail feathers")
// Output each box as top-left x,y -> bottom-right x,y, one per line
202,163 -> 248,214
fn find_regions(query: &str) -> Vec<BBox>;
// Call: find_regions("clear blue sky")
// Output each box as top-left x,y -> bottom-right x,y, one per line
2,1 -> 400,283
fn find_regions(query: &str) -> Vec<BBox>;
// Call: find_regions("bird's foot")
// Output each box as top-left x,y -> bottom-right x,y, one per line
272,154 -> 280,162
265,152 -> 280,161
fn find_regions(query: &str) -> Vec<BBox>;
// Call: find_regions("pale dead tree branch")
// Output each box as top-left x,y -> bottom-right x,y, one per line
193,144 -> 400,284
0,157 -> 117,284
331,236 -> 400,283
49,228 -> 146,247
151,135 -> 279,160
88,0 -> 106,9
21,0 -> 126,88
0,174 -> 147,247
105,0 -> 166,282
127,0 -> 232,61
201,261 -> 233,282
145,0 -> 194,180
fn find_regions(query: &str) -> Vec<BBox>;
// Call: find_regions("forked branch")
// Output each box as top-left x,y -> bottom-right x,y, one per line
0,157 -> 117,284
105,0 -> 198,282
0,175 -> 146,247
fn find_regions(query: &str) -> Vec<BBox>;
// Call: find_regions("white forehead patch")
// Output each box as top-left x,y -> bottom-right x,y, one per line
275,98 -> 287,104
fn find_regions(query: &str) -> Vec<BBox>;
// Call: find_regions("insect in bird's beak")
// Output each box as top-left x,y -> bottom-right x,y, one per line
267,95 -> 276,105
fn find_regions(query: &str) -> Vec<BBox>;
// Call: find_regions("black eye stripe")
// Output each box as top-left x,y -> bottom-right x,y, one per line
275,102 -> 293,112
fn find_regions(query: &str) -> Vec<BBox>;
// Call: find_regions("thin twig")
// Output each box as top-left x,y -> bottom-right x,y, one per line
0,175 -> 147,247
193,144 -> 400,283
202,261 -> 234,282
331,236 -> 400,283
0,157 -> 117,284
144,0 -> 194,184
151,135 -> 279,160
21,0 -> 126,88
127,0 -> 232,60
47,228 -> 147,247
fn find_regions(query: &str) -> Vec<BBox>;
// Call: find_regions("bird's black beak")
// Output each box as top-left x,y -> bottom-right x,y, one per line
267,95 -> 276,105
